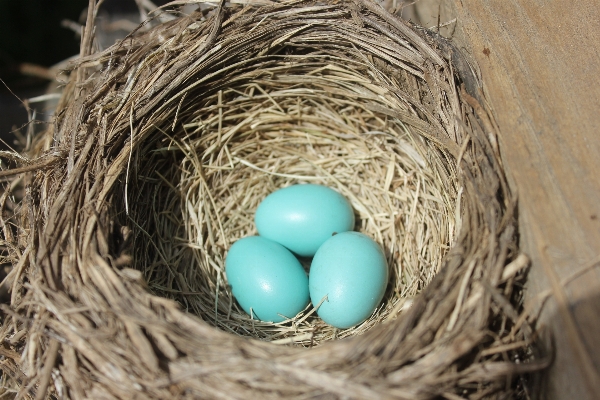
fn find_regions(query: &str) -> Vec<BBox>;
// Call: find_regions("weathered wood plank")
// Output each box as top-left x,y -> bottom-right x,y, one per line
440,1 -> 600,398
403,0 -> 600,398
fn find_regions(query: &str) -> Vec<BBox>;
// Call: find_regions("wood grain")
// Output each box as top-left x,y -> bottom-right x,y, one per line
416,0 -> 600,398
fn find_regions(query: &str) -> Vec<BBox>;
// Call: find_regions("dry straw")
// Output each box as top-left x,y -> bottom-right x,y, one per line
0,0 -> 548,398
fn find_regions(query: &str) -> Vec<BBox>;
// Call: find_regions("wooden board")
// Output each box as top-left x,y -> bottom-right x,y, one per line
405,0 -> 600,398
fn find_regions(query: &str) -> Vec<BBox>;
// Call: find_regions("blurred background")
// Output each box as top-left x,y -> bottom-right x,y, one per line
0,0 -> 160,150
0,0 -> 85,148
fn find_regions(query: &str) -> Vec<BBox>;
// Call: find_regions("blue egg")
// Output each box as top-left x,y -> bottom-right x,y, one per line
255,184 -> 355,257
225,236 -> 309,323
309,232 -> 388,329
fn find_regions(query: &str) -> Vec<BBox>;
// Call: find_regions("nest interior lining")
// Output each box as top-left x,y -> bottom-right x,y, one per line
0,1 -> 546,398
126,56 -> 457,343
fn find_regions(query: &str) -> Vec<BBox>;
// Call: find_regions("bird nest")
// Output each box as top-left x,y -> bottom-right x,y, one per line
0,1 -> 545,398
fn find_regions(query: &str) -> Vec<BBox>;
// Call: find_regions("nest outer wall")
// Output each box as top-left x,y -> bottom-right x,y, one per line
0,1 -> 548,398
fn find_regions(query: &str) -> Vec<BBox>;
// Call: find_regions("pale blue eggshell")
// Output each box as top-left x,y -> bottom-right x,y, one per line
309,232 -> 388,329
255,184 -> 355,257
225,236 -> 309,323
